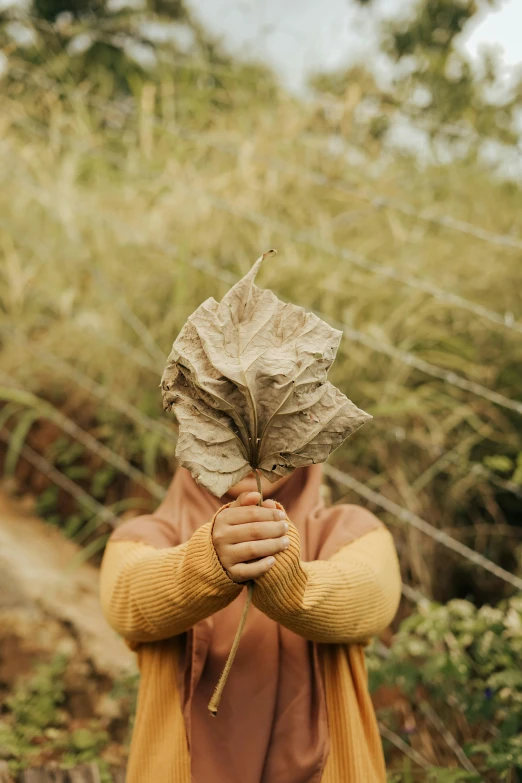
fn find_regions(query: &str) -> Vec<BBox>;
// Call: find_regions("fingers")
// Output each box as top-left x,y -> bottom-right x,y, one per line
213,495 -> 289,583
230,536 -> 290,564
227,556 -> 277,583
226,520 -> 288,544
229,492 -> 277,509
229,491 -> 261,508
219,506 -> 286,526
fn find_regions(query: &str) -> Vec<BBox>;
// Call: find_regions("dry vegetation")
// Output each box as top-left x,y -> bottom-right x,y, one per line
1,42 -> 522,780
2,56 -> 521,593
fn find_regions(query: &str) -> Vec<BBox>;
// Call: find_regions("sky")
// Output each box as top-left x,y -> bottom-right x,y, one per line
186,0 -> 522,94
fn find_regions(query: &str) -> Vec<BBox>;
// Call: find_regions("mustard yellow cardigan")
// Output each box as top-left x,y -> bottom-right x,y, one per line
100,514 -> 401,782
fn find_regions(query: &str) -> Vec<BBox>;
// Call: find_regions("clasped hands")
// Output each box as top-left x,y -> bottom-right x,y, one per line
212,492 -> 290,583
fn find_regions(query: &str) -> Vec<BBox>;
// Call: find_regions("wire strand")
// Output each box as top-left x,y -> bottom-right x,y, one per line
7,328 -> 174,444
11,53 -> 522,254
0,427 -> 119,528
377,722 -> 432,771
5,223 -> 520,586
0,372 -> 166,501
2,327 -> 437,605
198,192 -> 522,338
250,152 -> 522,253
323,464 -> 522,591
6,64 -> 522,337
70,267 -> 522,507
185,248 -> 522,417
13,177 -> 522,419
9,275 -> 520,591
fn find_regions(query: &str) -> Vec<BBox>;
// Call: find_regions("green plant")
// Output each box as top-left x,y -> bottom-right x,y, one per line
0,655 -> 130,779
484,453 -> 522,487
369,596 -> 522,780
110,672 -> 140,748
0,655 -> 68,770
310,0 -> 522,151
61,727 -> 110,765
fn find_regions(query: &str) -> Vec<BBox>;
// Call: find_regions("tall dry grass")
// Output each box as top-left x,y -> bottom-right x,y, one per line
1,57 -> 521,602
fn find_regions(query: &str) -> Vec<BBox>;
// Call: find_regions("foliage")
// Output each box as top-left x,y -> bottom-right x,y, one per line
0,655 -> 134,779
369,595 -> 522,780
384,0 -> 520,143
484,453 -> 522,487
0,1 -> 522,778
0,0 -> 277,115
309,0 -> 522,153
0,7 -> 521,584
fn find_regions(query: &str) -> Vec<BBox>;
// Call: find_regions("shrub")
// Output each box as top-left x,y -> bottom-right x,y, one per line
369,596 -> 522,780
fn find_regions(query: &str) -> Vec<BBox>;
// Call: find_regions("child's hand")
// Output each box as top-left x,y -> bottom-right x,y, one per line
212,492 -> 289,583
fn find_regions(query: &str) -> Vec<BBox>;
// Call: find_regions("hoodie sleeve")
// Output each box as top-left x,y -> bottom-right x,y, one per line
99,520 -> 241,644
252,513 -> 401,644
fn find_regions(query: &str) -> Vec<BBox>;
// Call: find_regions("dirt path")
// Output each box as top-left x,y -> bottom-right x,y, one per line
0,487 -> 135,682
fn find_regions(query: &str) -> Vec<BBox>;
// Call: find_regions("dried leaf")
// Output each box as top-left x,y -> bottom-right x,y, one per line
161,251 -> 371,496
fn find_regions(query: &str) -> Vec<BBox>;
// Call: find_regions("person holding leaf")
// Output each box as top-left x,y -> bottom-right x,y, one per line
100,252 -> 402,783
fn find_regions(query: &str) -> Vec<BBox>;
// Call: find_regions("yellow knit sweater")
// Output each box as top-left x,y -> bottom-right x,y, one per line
100,515 -> 401,782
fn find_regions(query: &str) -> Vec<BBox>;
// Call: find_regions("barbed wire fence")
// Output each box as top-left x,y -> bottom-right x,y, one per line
17,11 -> 522,168
13,171 -> 522,417
1,50 -> 522,776
11,166 -> 522,511
7,61 -> 522,265
6,157 -> 522,586
5,63 -> 522,355
3,242 -> 522,596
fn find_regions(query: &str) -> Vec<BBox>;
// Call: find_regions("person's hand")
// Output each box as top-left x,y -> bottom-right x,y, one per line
212,492 -> 289,583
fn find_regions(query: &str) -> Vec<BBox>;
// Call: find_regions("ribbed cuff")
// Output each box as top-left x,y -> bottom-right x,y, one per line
252,505 -> 306,617
186,519 -> 242,599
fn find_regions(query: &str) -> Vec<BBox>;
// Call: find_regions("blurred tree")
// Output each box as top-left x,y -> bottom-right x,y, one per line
0,0 -> 219,100
33,0 -> 103,23
310,0 -> 522,150
32,0 -> 186,21
148,0 -> 185,19
0,0 -> 277,132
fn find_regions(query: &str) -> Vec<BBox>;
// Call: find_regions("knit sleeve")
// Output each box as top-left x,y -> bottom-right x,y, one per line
99,521 -> 241,644
252,520 -> 401,644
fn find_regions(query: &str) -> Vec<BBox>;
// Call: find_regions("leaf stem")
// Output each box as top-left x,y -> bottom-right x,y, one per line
207,468 -> 264,716
208,582 -> 253,716
254,468 -> 263,505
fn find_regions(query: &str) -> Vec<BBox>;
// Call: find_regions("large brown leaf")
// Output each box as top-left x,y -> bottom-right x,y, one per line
161,251 -> 371,497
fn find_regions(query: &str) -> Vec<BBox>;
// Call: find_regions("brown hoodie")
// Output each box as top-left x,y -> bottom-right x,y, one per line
100,465 -> 401,782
